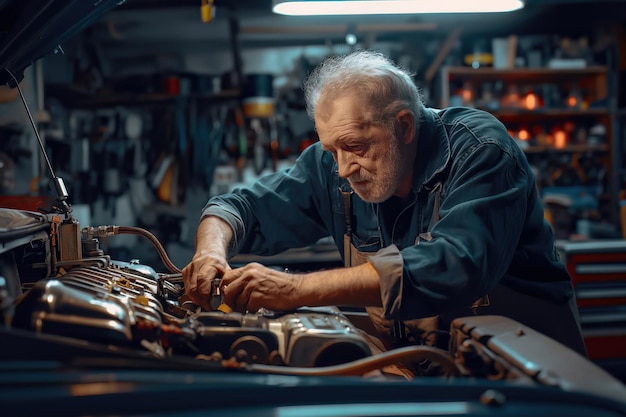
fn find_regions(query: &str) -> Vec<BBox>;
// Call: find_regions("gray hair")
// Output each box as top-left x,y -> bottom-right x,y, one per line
303,50 -> 422,129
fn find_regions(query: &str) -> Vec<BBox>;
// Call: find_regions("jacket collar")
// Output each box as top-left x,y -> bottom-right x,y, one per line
412,106 -> 451,193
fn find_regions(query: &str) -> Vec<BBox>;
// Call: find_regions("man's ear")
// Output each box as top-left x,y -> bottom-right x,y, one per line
396,110 -> 416,145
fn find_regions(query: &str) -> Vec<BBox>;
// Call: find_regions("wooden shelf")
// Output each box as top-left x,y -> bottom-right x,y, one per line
441,66 -> 609,108
492,108 -> 610,117
521,144 -> 610,154
485,108 -> 611,124
444,66 -> 608,82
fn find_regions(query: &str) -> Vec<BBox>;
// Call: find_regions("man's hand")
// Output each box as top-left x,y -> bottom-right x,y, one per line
221,263 -> 303,313
182,251 -> 231,310
182,215 -> 234,311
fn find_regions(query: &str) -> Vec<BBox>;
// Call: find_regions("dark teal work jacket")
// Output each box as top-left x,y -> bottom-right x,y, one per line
203,106 -> 574,321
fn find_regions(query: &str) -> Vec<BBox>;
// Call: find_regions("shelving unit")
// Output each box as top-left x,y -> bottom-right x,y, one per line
440,66 -> 618,237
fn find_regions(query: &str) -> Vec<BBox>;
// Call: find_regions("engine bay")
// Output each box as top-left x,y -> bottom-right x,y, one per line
2,202 -> 626,416
0,205 -> 622,390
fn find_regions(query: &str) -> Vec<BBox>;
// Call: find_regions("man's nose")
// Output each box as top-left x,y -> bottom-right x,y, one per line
336,151 -> 358,178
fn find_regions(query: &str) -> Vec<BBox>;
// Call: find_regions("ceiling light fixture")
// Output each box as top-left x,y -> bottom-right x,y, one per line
272,0 -> 525,16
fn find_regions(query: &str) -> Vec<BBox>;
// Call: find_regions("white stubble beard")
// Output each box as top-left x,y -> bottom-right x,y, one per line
350,135 -> 404,203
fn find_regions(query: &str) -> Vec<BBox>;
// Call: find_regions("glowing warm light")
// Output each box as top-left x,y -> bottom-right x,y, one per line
272,0 -> 525,15
523,93 -> 538,110
462,89 -> 472,103
567,95 -> 578,107
518,129 -> 530,141
554,130 -> 567,149
70,382 -> 136,396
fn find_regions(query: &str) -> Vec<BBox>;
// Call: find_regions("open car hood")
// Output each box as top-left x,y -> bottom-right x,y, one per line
1,1 -> 626,415
0,0 -> 124,86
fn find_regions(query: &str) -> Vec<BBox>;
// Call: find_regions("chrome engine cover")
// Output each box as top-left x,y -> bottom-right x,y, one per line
1,209 -> 371,368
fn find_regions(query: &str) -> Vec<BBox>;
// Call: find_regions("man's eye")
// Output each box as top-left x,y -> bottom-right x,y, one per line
346,144 -> 365,154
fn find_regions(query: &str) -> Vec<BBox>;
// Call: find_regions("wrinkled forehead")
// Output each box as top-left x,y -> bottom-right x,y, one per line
315,86 -> 371,125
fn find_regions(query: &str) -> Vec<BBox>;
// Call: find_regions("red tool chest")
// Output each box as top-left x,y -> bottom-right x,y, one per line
557,240 -> 626,381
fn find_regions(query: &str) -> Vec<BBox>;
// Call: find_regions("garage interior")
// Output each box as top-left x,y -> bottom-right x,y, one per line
1,0 -> 626,380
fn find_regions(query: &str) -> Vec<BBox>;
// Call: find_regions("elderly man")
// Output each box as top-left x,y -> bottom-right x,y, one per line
182,50 -> 586,356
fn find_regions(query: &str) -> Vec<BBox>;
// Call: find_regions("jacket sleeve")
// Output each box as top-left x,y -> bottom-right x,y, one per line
201,144 -> 336,257
373,140 -> 531,320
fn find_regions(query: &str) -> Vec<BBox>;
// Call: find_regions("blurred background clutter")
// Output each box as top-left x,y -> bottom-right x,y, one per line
1,0 -> 626,268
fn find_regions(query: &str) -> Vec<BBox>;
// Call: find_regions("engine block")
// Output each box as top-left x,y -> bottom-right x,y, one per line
9,256 -> 371,367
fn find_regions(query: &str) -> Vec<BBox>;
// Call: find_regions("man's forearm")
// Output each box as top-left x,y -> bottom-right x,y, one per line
195,215 -> 234,258
299,262 -> 383,308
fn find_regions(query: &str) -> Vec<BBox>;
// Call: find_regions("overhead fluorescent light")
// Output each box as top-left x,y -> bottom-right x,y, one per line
272,0 -> 525,16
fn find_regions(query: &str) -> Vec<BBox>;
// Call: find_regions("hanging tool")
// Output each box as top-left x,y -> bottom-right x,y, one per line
205,106 -> 227,189
250,118 -> 267,175
269,114 -> 279,171
234,107 -> 247,182
201,0 -> 215,23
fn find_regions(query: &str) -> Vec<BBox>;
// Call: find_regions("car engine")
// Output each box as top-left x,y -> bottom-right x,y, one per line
0,208 -> 374,369
3,202 -> 626,412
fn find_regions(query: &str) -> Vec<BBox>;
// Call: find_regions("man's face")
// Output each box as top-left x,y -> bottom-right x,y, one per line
315,95 -> 407,203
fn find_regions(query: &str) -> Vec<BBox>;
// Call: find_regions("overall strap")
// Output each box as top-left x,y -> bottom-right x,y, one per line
339,185 -> 444,344
417,181 -> 443,244
431,182 -> 442,224
340,187 -> 353,268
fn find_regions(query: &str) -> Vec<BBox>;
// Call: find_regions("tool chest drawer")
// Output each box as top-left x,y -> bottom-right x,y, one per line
557,240 -> 626,379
